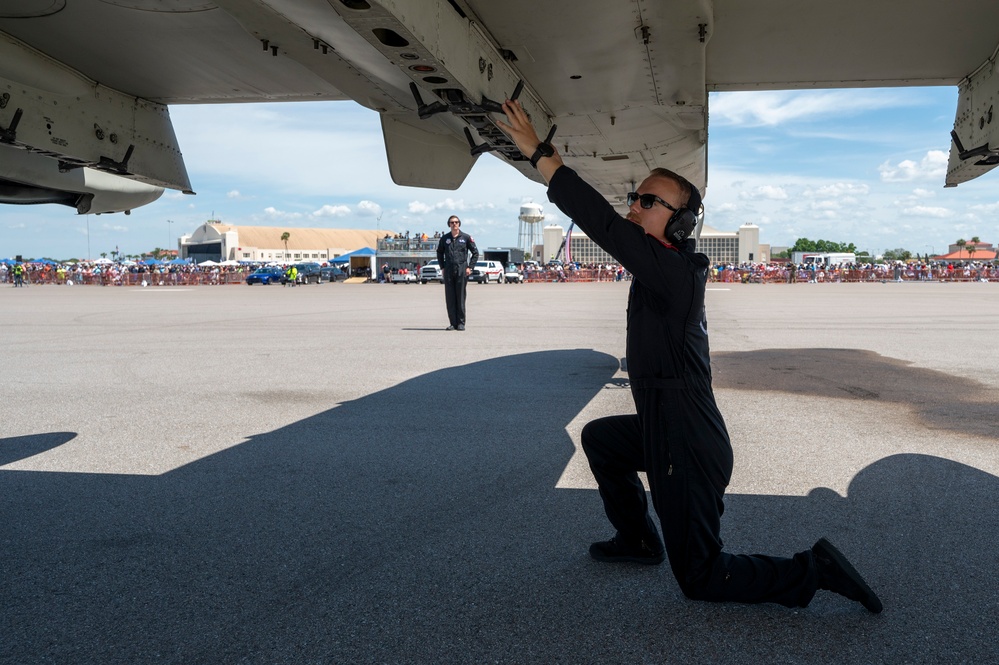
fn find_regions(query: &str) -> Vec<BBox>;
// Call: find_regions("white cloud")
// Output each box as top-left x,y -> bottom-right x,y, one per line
878,150 -> 948,182
803,183 -> 870,198
968,201 -> 999,213
406,197 -> 493,216
901,205 -> 952,218
356,200 -> 382,217
262,207 -> 305,220
711,90 -> 913,127
807,199 -> 844,211
227,190 -> 242,199
741,185 -> 788,200
312,204 -> 351,217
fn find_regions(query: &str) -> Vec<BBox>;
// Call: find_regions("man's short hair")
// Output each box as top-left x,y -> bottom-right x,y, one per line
448,216 -> 461,226
648,168 -> 701,213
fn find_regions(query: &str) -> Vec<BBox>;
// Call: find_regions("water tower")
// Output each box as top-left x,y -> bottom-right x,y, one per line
518,203 -> 544,259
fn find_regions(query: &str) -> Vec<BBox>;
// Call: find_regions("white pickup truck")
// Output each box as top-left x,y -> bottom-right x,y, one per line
469,260 -> 505,284
420,260 -> 443,284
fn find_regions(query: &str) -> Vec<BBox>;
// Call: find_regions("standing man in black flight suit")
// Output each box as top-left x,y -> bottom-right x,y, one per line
436,215 -> 479,331
496,99 -> 883,613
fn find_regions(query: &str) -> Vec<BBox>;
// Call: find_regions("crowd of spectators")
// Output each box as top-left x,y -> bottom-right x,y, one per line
2,260 -> 259,286
710,260 -> 999,283
523,262 -> 628,282
4,257 -> 998,287
378,231 -> 440,252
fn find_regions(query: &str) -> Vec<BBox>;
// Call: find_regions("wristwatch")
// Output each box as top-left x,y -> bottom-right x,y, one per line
529,142 -> 555,168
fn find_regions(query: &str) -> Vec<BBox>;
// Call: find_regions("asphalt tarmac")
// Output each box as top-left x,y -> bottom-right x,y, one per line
2,280 -> 997,664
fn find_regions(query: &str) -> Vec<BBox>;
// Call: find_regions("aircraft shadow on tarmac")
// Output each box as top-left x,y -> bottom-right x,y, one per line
0,431 -> 75,466
2,348 -> 998,663
712,347 -> 999,439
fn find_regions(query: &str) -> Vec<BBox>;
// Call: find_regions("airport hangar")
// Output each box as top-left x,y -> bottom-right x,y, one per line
178,220 -> 391,269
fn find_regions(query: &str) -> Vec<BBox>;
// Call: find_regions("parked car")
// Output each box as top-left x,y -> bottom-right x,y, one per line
469,260 -> 504,284
503,262 -> 523,284
291,262 -> 322,284
320,264 -> 346,282
246,266 -> 284,285
420,260 -> 443,284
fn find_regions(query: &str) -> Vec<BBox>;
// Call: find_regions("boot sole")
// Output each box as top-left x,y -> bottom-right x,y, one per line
814,538 -> 883,613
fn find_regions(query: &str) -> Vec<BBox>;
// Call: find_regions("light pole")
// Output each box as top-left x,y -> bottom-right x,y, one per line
167,220 -> 175,255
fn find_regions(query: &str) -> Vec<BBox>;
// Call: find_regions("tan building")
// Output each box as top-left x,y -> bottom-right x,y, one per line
541,221 -> 766,265
698,222 -> 766,264
178,220 -> 392,263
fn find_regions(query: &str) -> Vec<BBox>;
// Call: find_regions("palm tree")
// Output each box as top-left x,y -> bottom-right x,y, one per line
955,238 -> 966,258
281,232 -> 291,261
968,236 -> 980,261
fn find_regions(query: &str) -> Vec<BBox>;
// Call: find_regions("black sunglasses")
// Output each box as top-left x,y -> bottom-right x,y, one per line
627,191 -> 679,212
448,220 -> 460,225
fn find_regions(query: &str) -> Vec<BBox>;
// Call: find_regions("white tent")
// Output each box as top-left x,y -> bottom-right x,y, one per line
198,260 -> 219,267
218,259 -> 240,266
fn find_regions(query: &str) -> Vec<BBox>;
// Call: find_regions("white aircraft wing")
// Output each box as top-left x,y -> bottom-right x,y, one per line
1,0 -> 998,215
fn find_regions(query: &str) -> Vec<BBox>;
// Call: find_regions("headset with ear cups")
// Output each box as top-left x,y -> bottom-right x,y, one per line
664,182 -> 702,246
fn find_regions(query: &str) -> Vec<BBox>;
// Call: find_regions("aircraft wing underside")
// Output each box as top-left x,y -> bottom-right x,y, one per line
1,0 -> 998,215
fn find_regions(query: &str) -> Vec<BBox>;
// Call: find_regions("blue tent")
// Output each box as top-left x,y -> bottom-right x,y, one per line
169,258 -> 191,265
142,258 -> 163,265
330,247 -> 377,264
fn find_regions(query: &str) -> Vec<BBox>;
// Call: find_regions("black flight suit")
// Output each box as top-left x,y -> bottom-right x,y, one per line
436,230 -> 479,328
547,166 -> 820,608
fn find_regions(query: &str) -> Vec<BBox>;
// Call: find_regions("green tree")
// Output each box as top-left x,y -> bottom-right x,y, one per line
955,238 -> 966,258
883,248 -> 912,261
281,232 -> 291,261
790,238 -> 858,254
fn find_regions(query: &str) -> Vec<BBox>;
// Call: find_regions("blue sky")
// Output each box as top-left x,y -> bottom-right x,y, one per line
3,86 -> 998,260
